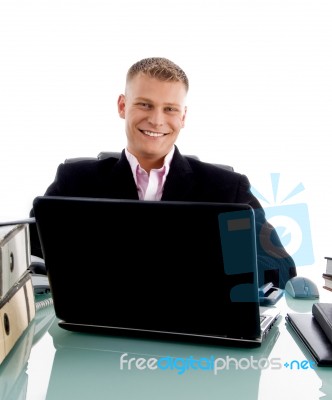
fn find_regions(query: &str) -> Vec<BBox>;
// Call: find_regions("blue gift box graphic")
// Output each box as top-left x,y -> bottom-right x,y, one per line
263,203 -> 314,267
251,173 -> 314,268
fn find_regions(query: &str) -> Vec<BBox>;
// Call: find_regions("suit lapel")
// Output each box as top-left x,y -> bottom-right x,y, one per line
102,147 -> 196,201
101,151 -> 139,200
162,147 -> 196,201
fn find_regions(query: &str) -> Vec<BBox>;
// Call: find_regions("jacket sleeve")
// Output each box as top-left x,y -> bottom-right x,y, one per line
29,163 -> 68,258
236,174 -> 297,289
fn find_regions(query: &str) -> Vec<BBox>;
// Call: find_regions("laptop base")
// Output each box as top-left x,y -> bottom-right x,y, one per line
58,320 -> 267,348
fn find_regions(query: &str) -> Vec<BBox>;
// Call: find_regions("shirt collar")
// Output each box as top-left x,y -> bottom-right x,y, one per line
125,146 -> 175,182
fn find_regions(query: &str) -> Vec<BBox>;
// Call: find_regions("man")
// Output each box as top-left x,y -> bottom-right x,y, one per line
30,57 -> 296,288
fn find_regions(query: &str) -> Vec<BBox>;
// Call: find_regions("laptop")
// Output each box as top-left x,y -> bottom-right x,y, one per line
32,196 -> 280,347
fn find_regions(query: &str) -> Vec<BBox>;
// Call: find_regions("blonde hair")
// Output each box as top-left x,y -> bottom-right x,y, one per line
126,57 -> 189,92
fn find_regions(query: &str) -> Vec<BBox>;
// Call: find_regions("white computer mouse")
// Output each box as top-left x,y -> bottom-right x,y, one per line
285,276 -> 319,299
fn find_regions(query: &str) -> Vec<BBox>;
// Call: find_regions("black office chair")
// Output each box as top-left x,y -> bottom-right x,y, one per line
65,151 -> 234,171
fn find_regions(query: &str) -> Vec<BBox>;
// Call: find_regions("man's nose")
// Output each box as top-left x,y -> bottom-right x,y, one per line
147,109 -> 164,127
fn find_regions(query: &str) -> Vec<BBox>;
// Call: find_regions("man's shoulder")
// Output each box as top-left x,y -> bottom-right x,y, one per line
184,156 -> 239,178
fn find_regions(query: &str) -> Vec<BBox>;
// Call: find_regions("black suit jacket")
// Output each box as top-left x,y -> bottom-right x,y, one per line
30,146 -> 296,288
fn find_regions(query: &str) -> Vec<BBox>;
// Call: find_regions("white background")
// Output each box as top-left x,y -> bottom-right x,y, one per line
1,0 -> 331,275
0,2 -> 331,399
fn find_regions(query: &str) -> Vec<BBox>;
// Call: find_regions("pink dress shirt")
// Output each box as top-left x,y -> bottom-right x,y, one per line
125,147 -> 175,201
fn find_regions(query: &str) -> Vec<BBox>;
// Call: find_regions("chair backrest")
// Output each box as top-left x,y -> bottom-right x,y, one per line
65,151 -> 234,171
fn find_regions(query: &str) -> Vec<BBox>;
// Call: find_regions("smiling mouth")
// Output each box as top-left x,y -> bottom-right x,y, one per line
140,130 -> 168,137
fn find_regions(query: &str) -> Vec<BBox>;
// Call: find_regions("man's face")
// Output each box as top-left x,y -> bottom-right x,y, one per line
118,73 -> 187,162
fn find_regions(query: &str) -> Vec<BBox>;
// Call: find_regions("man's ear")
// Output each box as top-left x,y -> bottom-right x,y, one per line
117,94 -> 126,119
181,106 -> 187,128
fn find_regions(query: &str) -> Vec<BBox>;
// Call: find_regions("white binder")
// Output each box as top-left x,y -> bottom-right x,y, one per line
0,224 -> 31,299
0,271 -> 36,365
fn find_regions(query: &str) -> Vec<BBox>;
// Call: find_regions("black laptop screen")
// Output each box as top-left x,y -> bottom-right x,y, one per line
33,196 -> 261,340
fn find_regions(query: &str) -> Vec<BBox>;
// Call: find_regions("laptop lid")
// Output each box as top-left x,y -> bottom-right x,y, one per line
33,196 -> 269,345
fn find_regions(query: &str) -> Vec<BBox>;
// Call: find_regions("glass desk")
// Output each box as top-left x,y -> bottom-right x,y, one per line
1,291 -> 331,400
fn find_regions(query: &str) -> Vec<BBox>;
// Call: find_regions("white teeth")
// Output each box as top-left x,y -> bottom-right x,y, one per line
142,130 -> 165,137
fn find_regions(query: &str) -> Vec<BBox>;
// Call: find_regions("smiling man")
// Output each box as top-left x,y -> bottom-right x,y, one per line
118,59 -> 187,173
29,57 -> 297,289
116,58 -> 188,200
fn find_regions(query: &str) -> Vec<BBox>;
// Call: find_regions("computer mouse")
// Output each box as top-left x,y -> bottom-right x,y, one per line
285,276 -> 319,299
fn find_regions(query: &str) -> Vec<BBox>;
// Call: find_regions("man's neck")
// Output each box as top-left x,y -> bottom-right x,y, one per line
126,146 -> 175,174
137,157 -> 165,173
